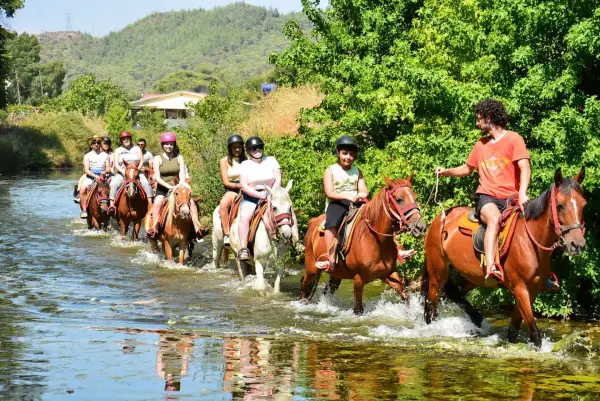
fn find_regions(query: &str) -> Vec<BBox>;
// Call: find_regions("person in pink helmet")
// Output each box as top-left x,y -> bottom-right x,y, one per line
146,132 -> 204,239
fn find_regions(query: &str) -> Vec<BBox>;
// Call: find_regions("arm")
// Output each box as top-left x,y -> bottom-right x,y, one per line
323,167 -> 356,202
436,164 -> 474,177
220,157 -> 240,190
357,169 -> 369,199
103,156 -> 111,176
177,156 -> 187,184
240,171 -> 266,199
136,147 -> 144,170
517,158 -> 531,209
115,149 -> 126,176
82,154 -> 94,177
272,168 -> 282,189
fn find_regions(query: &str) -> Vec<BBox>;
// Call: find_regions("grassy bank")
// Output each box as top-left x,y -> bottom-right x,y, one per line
0,111 -> 106,174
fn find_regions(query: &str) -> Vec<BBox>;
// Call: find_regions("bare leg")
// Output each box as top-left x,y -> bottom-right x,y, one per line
149,195 -> 164,234
480,203 -> 502,282
238,202 -> 257,250
219,192 -> 235,236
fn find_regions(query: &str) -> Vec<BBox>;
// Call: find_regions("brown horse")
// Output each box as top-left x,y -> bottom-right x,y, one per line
301,176 -> 427,314
148,183 -> 193,264
86,180 -> 111,230
115,164 -> 149,240
423,168 -> 587,346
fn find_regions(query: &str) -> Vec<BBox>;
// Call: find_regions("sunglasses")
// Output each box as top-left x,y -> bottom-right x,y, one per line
249,146 -> 264,152
91,141 -> 100,145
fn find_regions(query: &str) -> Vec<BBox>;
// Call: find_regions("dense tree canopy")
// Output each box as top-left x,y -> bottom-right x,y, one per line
0,0 -> 25,108
272,0 -> 600,316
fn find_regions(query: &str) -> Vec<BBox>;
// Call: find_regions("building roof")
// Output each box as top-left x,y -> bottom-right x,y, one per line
131,91 -> 207,110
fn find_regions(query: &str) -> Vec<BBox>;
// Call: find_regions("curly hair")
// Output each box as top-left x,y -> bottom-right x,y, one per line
475,98 -> 509,127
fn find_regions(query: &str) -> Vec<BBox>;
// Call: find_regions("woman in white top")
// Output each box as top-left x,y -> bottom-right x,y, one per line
219,134 -> 246,246
79,136 -> 111,219
236,136 -> 282,260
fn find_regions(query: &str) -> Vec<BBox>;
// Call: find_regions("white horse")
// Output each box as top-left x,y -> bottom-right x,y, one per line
213,180 -> 295,292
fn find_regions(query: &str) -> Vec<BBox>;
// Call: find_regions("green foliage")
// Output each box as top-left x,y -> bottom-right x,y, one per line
271,0 -> 600,317
136,108 -> 166,136
0,0 -> 25,108
38,4 -> 311,93
5,33 -> 66,106
151,65 -> 221,93
104,104 -> 131,137
47,74 -> 129,117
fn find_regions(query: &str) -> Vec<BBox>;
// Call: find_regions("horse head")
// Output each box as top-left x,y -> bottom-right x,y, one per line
383,175 -> 427,237
266,180 -> 294,241
125,164 -> 139,198
552,167 -> 587,255
96,180 -> 111,214
169,183 -> 192,221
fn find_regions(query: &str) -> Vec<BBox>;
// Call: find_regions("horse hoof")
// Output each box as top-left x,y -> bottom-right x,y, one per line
353,308 -> 364,316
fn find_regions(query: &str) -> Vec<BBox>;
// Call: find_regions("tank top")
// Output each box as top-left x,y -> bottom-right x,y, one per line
87,151 -> 108,175
118,145 -> 141,169
326,163 -> 359,210
240,156 -> 280,190
159,154 -> 180,184
227,158 -> 241,183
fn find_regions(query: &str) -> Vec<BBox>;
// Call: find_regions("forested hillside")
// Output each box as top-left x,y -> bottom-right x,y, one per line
38,3 -> 309,93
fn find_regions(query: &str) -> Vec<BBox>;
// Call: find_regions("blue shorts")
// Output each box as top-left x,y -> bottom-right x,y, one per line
241,190 -> 264,205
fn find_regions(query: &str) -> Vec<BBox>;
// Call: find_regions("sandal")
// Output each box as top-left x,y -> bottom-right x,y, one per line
543,272 -> 560,292
145,229 -> 157,239
487,263 -> 505,284
237,248 -> 250,261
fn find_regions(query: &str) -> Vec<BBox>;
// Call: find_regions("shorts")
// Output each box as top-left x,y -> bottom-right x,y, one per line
241,190 -> 264,205
225,186 -> 240,195
324,200 -> 350,230
475,194 -> 507,219
156,184 -> 170,197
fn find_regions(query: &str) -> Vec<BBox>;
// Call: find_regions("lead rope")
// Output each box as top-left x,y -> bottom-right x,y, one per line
426,171 -> 446,222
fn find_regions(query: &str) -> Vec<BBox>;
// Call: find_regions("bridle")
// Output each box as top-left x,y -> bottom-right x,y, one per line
171,185 -> 191,218
259,196 -> 294,238
366,184 -> 422,237
524,184 -> 585,251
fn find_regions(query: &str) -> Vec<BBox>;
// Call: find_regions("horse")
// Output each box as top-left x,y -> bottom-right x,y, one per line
301,176 -> 428,314
423,168 -> 587,346
148,183 -> 193,264
228,180 -> 295,292
115,164 -> 149,240
86,180 -> 111,230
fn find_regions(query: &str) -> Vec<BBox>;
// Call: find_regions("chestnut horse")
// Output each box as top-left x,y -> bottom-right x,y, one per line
148,183 -> 193,264
301,176 -> 427,314
86,180 -> 110,230
423,168 -> 587,346
115,164 -> 148,240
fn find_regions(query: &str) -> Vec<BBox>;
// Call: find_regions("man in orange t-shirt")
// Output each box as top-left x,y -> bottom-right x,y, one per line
435,99 -> 530,284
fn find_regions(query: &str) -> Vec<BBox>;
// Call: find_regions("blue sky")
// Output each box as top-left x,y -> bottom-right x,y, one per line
6,0 -> 306,36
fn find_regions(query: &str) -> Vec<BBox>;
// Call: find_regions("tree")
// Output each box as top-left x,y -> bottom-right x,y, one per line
0,0 -> 25,108
105,104 -> 132,137
136,108 -> 166,135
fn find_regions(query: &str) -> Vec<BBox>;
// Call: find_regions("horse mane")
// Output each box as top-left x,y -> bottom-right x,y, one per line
165,182 -> 191,227
524,177 -> 582,219
355,178 -> 412,242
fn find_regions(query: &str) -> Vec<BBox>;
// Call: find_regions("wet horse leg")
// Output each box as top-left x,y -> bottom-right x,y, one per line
353,274 -> 365,315
510,285 -> 541,346
133,221 -> 140,241
323,277 -> 342,296
178,241 -> 185,265
424,256 -> 448,325
507,305 -> 522,343
381,271 -> 408,302
164,240 -> 173,262
119,218 -> 127,239
444,280 -> 483,328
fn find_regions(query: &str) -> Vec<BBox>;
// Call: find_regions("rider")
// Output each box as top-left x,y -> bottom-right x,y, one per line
79,135 -> 111,218
101,136 -> 115,175
145,132 -> 204,239
109,131 -> 153,214
436,98 -> 530,285
315,135 -> 369,272
219,134 -> 246,247
137,138 -> 154,168
74,135 -> 96,203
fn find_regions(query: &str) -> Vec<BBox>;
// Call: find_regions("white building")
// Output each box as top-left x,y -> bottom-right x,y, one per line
130,91 -> 207,128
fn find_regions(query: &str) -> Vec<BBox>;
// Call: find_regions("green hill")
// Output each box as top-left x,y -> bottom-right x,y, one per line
38,3 -> 309,93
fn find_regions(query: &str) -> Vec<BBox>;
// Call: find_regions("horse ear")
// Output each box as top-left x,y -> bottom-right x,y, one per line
384,176 -> 394,187
554,168 -> 563,187
574,166 -> 585,184
285,179 -> 293,193
407,172 -> 414,183
265,185 -> 273,195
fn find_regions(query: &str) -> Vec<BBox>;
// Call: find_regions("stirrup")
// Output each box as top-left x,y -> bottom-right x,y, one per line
543,272 -> 560,292
237,248 -> 250,261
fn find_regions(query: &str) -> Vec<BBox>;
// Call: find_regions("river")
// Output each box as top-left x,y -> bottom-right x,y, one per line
0,171 -> 599,400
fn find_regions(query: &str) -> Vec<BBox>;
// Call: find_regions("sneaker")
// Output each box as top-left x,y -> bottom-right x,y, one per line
80,211 -> 88,219
73,197 -> 81,204
223,235 -> 231,247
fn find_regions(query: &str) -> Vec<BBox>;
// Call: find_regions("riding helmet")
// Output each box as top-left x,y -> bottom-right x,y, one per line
335,135 -> 358,151
119,131 -> 132,141
245,136 -> 265,151
227,134 -> 244,147
160,132 -> 177,143
102,135 -> 112,144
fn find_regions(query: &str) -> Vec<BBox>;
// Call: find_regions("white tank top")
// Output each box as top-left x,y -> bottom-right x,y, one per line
118,145 -> 140,169
240,156 -> 280,190
227,158 -> 241,183
326,163 -> 359,209
87,151 -> 108,175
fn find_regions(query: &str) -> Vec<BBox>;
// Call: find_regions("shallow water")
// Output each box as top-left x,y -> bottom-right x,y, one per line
1,171 -> 599,400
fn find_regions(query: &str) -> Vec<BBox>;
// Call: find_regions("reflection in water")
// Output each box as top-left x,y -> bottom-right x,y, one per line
156,334 -> 195,392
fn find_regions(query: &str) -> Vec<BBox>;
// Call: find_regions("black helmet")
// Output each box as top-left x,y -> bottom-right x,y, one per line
102,136 -> 112,144
245,136 -> 265,150
227,134 -> 244,147
335,135 -> 358,151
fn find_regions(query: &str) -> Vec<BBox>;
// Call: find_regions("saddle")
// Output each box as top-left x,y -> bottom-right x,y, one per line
228,194 -> 270,250
114,178 -> 147,205
319,204 -> 364,259
457,199 -> 520,258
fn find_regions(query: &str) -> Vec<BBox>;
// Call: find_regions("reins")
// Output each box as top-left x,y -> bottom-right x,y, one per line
365,184 -> 421,238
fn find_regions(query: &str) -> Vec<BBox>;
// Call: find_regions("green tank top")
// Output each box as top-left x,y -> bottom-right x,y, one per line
160,154 -> 180,184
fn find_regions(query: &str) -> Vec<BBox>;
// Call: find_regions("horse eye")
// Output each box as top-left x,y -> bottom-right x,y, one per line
557,204 -> 564,212
273,206 -> 278,211
396,198 -> 404,204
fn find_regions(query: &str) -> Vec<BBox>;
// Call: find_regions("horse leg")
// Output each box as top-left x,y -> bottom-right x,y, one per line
353,275 -> 365,315
213,235 -> 224,269
323,277 -> 342,296
164,240 -> 173,262
382,271 -> 408,302
507,305 -> 523,343
510,286 -> 541,347
274,266 -> 285,293
178,243 -> 185,265
254,259 -> 266,291
444,280 -> 483,328
300,245 -> 321,300
222,248 -> 230,267
119,219 -> 127,239
132,221 -> 140,241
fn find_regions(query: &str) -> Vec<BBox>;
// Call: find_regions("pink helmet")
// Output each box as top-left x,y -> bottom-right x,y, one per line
160,132 -> 177,143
